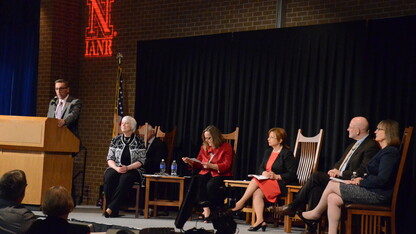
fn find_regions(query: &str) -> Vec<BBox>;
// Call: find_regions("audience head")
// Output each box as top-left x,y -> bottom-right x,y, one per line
375,119 -> 400,148
348,116 -> 370,140
201,125 -> 225,149
54,79 -> 70,100
121,116 -> 137,134
42,186 -> 74,219
268,128 -> 290,149
0,169 -> 27,203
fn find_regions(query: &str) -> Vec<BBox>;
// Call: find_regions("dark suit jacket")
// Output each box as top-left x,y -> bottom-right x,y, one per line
47,95 -> 82,137
27,216 -> 90,234
257,147 -> 298,189
143,137 -> 168,174
333,135 -> 380,179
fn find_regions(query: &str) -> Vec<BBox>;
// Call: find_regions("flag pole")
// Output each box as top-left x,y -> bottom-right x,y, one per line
112,53 -> 124,137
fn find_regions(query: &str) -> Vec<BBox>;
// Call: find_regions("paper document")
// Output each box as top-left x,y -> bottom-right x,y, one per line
248,174 -> 269,180
189,158 -> 202,164
330,177 -> 347,184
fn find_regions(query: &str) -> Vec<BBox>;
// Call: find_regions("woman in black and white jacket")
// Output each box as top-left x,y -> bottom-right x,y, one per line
103,116 -> 146,218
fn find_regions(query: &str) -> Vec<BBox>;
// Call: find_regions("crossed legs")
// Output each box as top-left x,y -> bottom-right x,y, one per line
233,179 -> 266,227
301,181 -> 344,234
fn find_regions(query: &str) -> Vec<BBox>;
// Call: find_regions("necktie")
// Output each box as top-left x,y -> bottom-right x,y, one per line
56,101 -> 63,119
339,141 -> 359,172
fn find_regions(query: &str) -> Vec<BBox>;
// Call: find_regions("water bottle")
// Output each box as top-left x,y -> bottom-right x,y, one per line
351,171 -> 358,181
171,160 -> 178,176
160,159 -> 166,174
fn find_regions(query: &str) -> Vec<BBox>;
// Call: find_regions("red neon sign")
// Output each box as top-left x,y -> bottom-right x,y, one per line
85,0 -> 117,57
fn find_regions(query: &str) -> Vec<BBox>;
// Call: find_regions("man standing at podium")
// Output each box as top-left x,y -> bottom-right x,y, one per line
47,79 -> 82,138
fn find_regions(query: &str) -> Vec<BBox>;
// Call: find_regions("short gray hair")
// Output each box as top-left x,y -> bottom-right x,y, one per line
122,116 -> 137,131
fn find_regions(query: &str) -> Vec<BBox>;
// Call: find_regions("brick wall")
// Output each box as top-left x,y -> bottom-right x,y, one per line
37,0 -> 416,205
285,0 -> 416,27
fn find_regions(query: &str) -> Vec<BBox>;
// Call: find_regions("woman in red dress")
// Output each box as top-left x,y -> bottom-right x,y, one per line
182,125 -> 233,223
232,128 -> 298,231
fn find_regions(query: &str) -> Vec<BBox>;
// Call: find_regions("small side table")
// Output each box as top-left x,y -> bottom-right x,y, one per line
144,174 -> 189,218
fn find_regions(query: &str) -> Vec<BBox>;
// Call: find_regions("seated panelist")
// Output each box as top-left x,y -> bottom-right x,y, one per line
182,125 -> 233,223
141,124 -> 168,174
231,128 -> 298,232
103,116 -> 146,218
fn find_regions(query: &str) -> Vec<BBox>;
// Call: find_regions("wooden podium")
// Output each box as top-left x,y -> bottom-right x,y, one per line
0,115 -> 80,205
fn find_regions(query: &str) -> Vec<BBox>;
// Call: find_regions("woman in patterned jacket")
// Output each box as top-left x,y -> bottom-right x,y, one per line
103,116 -> 146,218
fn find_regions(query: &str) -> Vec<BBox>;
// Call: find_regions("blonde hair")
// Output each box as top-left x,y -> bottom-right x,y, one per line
42,186 -> 74,217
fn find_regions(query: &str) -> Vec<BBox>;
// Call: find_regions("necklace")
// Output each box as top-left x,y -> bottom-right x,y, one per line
122,134 -> 133,144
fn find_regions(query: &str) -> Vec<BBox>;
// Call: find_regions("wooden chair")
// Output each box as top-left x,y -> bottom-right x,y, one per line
222,127 -> 239,174
282,129 -> 324,232
155,126 -> 177,169
136,122 -> 149,148
344,126 -> 413,234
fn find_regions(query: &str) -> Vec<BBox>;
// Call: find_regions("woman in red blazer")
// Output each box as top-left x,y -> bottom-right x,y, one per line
182,125 -> 233,223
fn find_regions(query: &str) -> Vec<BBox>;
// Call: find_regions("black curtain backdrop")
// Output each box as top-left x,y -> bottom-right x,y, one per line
0,0 -> 39,116
136,16 -> 416,231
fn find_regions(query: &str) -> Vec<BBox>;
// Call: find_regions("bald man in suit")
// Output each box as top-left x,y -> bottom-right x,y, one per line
277,116 -> 380,233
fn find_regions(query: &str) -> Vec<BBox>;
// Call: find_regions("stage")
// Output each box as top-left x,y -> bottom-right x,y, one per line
31,205 -> 304,233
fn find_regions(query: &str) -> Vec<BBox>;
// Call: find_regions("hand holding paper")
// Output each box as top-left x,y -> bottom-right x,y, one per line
189,158 -> 202,164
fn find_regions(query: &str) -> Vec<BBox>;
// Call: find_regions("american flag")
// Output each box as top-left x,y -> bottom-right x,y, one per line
112,66 -> 124,137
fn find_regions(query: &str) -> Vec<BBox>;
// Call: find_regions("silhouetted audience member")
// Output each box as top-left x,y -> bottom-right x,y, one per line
0,169 -> 36,233
27,186 -> 90,234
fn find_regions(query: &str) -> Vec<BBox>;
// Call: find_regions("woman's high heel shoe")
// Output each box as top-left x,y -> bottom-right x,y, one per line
231,202 -> 246,212
248,222 -> 267,232
297,211 -> 319,227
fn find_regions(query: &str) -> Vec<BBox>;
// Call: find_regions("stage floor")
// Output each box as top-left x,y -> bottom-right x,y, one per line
32,205 -> 305,233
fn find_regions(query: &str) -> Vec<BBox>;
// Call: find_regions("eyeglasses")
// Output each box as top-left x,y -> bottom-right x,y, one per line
376,127 -> 385,131
55,87 -> 68,91
204,137 -> 212,140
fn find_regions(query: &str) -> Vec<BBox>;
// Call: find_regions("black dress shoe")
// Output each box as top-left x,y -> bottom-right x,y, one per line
248,222 -> 267,232
297,211 -> 319,229
276,204 -> 297,217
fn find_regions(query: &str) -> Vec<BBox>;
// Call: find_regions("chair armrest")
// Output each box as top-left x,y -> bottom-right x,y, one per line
345,203 -> 391,211
286,185 -> 301,189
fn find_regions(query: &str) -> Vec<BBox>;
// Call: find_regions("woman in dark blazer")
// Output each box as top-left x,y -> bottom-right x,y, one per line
232,128 -> 298,231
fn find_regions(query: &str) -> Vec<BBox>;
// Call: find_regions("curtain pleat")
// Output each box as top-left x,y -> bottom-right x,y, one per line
0,0 -> 39,116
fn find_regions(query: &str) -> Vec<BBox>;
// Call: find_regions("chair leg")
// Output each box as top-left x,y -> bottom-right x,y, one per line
102,195 -> 107,215
134,186 -> 140,218
391,216 -> 395,234
345,210 -> 352,234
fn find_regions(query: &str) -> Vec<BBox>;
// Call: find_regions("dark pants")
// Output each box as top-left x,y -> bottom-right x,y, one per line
103,168 -> 141,212
195,173 -> 232,208
293,171 -> 330,210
